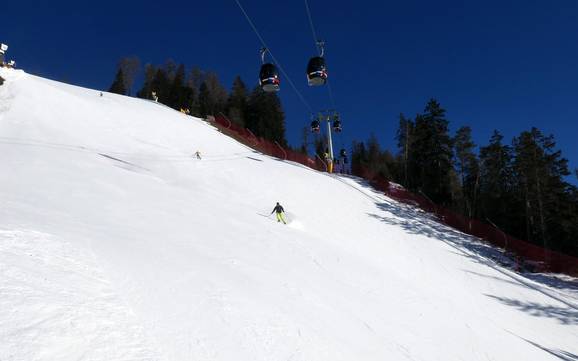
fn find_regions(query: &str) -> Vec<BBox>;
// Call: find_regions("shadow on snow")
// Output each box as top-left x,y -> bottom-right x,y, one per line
341,173 -> 578,321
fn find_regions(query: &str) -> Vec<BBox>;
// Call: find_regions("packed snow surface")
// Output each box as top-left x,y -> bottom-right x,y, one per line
1,68 -> 577,361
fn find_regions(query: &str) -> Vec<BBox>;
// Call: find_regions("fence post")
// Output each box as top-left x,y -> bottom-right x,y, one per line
245,128 -> 259,146
274,141 -> 287,160
218,112 -> 232,129
316,154 -> 328,172
418,190 -> 438,217
486,218 -> 508,251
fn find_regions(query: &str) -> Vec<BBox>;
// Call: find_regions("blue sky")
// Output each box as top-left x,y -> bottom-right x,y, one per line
3,0 -> 578,180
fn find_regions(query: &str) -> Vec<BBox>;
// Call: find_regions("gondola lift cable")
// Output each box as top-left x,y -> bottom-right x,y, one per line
304,0 -> 336,107
234,0 -> 313,113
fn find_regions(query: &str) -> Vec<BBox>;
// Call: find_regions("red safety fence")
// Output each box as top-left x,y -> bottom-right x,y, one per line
360,169 -> 578,277
211,115 -> 327,172
210,115 -> 578,277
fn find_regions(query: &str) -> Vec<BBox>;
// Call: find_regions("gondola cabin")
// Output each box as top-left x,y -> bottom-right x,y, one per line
332,119 -> 342,132
310,120 -> 321,133
259,63 -> 280,92
306,56 -> 327,86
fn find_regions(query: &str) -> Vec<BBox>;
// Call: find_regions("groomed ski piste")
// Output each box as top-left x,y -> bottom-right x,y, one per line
0,67 -> 577,361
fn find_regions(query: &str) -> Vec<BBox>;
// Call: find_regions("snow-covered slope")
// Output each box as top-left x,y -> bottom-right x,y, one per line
1,68 -> 577,361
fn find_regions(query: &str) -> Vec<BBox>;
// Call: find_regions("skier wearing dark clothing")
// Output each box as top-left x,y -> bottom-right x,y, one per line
270,202 -> 286,224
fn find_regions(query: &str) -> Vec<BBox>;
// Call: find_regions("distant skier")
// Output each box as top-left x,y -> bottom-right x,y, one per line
194,150 -> 201,160
270,202 -> 286,224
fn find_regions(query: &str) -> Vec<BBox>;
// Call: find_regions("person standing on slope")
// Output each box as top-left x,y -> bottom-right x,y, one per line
270,202 -> 286,224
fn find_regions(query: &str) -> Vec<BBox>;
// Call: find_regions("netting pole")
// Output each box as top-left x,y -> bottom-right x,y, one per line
245,128 -> 259,146
274,141 -> 287,160
218,112 -> 232,129
316,154 -> 328,172
326,115 -> 334,173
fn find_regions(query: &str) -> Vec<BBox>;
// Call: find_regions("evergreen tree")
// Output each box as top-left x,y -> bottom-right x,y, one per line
478,130 -> 515,232
137,64 -> 157,99
188,67 -> 205,90
187,67 -> 204,117
453,126 -> 480,218
198,72 -> 228,118
108,68 -> 127,95
395,113 -> 414,186
313,134 -> 325,158
118,57 -> 140,96
381,149 -> 397,181
137,63 -> 197,112
367,134 -> 381,174
351,140 -> 368,176
561,183 -> 578,255
367,134 -> 392,179
246,86 -> 287,146
349,137 -> 395,180
199,73 -> 227,118
409,99 -> 453,204
198,82 -> 210,117
406,114 -> 424,190
163,59 -> 177,81
168,64 -> 187,109
226,76 -> 248,127
512,128 -> 573,253
150,68 -> 170,104
300,126 -> 310,154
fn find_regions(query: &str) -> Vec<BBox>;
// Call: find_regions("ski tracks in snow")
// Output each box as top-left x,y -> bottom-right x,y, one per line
0,229 -> 163,361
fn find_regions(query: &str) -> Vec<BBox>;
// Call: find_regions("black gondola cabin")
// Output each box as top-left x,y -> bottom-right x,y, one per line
259,63 -> 280,92
306,56 -> 327,86
310,120 -> 320,133
332,119 -> 342,132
